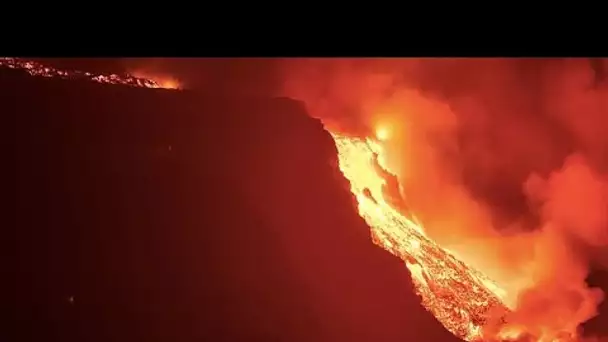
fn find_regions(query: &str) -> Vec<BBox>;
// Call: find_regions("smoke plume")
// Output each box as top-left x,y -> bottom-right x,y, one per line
278,58 -> 608,339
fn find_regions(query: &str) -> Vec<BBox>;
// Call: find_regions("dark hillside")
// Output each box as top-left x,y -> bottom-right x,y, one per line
10,68 -> 460,342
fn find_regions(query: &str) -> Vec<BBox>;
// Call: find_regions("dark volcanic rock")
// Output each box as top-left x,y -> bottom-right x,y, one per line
10,68 -> 461,342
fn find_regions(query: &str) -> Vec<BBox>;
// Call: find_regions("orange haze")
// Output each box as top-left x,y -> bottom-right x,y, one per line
279,58 -> 608,340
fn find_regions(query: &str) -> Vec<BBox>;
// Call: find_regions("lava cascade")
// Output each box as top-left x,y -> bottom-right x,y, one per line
4,57 -> 515,341
331,133 -> 509,340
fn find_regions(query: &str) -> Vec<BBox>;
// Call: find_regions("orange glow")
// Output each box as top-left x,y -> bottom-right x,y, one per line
130,70 -> 182,89
375,125 -> 390,141
7,57 -> 605,342
153,77 -> 180,89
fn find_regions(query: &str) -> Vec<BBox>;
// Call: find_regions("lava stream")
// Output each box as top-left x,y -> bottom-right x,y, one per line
331,133 -> 510,340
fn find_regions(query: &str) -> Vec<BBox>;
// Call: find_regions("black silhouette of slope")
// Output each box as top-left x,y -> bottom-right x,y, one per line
10,67 -> 462,342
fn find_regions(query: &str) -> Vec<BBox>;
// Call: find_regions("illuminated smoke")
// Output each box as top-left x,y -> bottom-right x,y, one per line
278,58 -> 608,340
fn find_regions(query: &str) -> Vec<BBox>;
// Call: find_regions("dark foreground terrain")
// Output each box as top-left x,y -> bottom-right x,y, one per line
11,68 -> 461,342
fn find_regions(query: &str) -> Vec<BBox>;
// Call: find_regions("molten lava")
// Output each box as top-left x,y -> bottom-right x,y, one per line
4,57 -> 519,341
331,132 -> 510,340
0,58 -> 174,89
375,125 -> 390,141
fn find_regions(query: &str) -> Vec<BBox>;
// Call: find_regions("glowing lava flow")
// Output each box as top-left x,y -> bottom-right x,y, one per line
0,57 -> 179,89
331,133 -> 510,340
3,57 -> 512,341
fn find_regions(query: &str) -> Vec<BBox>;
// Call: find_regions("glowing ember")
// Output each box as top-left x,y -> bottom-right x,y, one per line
3,57 -> 515,341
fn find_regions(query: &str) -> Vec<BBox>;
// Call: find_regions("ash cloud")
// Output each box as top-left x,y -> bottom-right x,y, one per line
277,58 -> 608,339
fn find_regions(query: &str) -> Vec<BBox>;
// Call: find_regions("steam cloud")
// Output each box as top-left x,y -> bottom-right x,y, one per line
277,58 -> 608,340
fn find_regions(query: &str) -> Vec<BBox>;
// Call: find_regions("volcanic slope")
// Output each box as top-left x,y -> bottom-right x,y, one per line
10,67 -> 462,342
